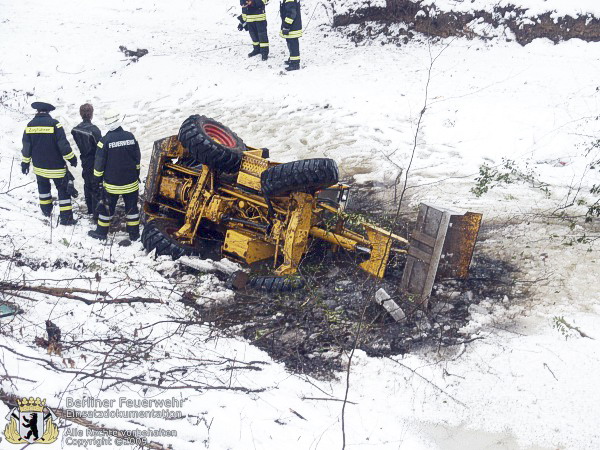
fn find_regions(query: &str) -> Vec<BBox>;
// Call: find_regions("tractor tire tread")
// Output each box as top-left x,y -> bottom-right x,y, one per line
178,115 -> 245,174
142,218 -> 202,260
261,158 -> 339,197
247,276 -> 304,292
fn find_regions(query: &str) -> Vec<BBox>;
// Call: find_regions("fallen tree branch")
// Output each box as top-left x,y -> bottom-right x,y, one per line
543,362 -> 558,381
386,356 -> 467,408
445,336 -> 485,346
0,181 -> 34,195
0,282 -> 162,305
289,408 -> 307,420
0,344 -> 265,394
302,396 -> 357,405
1,282 -> 109,297
554,316 -> 595,340
94,297 -> 163,304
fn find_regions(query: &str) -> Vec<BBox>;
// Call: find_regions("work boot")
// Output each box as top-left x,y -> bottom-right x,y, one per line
88,229 -> 107,240
248,47 -> 261,57
60,217 -> 78,226
285,60 -> 300,71
261,48 -> 269,61
284,59 -> 291,65
128,230 -> 140,242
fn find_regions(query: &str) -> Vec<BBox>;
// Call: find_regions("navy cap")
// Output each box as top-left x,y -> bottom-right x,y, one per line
31,101 -> 56,112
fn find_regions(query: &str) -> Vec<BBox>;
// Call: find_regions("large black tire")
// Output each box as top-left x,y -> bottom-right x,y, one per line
261,158 -> 339,197
248,276 -> 304,293
178,115 -> 245,173
142,218 -> 202,260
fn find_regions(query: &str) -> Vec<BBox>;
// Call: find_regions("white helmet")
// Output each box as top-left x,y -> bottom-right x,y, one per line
104,109 -> 121,130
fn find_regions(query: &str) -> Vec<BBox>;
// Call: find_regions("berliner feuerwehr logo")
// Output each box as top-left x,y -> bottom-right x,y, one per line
3,397 -> 59,444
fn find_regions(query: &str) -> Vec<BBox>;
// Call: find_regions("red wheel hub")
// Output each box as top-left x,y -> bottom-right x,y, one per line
203,123 -> 237,148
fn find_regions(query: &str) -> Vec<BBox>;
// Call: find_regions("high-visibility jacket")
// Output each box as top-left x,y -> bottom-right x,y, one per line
243,0 -> 269,23
21,112 -> 76,178
280,0 -> 302,38
93,127 -> 141,195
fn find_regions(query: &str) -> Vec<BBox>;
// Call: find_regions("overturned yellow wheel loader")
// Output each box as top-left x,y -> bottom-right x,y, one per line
142,115 -> 482,300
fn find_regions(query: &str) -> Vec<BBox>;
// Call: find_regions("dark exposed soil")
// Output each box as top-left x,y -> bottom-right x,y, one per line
333,0 -> 600,46
3,189 -> 522,379
181,202 -> 522,379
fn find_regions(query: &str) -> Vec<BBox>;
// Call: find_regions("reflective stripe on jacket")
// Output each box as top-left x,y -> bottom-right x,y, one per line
94,126 -> 141,193
280,0 -> 302,38
245,0 -> 268,21
22,112 -> 75,176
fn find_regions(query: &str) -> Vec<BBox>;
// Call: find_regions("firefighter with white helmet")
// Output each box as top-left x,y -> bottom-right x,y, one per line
88,110 -> 141,241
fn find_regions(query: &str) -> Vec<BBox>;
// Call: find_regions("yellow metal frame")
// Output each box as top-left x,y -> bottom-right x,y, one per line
223,229 -> 276,264
144,136 -> 409,278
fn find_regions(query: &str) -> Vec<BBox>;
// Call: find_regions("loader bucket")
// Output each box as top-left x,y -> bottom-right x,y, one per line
400,203 -> 482,307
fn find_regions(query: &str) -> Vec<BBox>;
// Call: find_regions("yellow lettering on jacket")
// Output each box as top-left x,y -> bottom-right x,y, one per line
26,127 -> 54,134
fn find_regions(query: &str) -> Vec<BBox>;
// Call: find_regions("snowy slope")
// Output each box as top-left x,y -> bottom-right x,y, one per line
0,0 -> 600,449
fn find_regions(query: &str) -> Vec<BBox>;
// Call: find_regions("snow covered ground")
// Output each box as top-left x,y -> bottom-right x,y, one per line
0,0 -> 599,448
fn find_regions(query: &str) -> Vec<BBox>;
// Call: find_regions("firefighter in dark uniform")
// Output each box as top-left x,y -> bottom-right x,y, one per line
88,110 -> 141,241
242,0 -> 270,61
21,101 -> 78,225
280,0 -> 302,71
71,104 -> 102,217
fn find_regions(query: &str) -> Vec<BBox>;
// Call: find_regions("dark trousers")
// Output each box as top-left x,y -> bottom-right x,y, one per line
248,21 -> 269,55
96,190 -> 139,236
36,175 -> 73,220
82,170 -> 97,216
286,38 -> 300,61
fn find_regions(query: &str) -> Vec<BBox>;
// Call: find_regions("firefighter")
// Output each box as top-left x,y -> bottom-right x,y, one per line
88,110 -> 141,241
21,101 -> 78,225
280,0 -> 302,71
71,104 -> 102,217
242,0 -> 270,61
